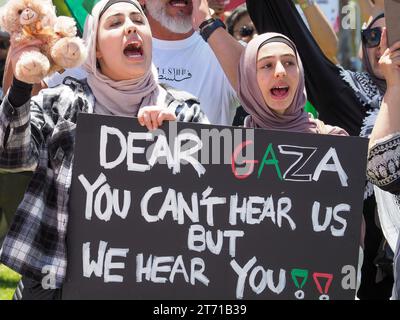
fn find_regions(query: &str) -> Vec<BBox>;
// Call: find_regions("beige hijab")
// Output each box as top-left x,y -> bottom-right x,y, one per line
83,0 -> 165,116
238,33 -> 348,136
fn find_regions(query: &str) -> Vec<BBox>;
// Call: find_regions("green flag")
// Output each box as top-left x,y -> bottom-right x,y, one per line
304,100 -> 318,119
53,0 -> 72,17
65,0 -> 100,34
82,0 -> 100,13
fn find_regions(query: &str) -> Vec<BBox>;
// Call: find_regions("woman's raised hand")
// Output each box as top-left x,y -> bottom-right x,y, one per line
379,28 -> 400,88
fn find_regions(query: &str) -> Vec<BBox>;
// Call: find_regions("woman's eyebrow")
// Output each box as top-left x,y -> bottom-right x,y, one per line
105,11 -> 142,20
129,12 -> 143,17
105,13 -> 123,21
258,53 -> 296,62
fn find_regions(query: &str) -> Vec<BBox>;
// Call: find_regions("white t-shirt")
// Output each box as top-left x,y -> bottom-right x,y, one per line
152,32 -> 239,125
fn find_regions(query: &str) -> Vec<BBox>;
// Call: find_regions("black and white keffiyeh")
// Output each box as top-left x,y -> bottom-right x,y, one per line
339,68 -> 383,138
339,68 -> 384,199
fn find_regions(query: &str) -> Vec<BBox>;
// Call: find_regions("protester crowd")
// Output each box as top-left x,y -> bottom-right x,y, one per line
0,0 -> 399,300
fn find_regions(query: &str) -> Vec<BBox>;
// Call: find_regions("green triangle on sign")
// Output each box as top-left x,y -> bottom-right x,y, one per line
291,269 -> 309,289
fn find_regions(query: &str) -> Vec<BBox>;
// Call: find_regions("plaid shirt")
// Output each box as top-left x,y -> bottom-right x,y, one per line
0,77 -> 208,287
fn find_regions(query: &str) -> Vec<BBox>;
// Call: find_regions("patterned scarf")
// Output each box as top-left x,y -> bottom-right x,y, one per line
339,14 -> 387,198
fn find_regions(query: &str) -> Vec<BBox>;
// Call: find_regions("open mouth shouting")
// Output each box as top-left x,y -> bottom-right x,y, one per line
168,0 -> 191,8
123,40 -> 144,61
270,83 -> 290,100
167,0 -> 193,14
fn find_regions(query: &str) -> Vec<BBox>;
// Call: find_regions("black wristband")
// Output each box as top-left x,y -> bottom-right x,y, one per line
8,77 -> 33,108
199,18 -> 215,30
200,18 -> 226,42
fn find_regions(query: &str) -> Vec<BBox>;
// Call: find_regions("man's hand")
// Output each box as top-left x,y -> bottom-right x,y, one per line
138,106 -> 177,131
192,0 -> 213,31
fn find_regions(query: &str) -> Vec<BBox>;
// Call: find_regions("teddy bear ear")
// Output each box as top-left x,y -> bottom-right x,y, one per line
0,2 -> 19,34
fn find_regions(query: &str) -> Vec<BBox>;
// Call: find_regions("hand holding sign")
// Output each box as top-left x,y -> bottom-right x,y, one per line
137,105 -> 177,131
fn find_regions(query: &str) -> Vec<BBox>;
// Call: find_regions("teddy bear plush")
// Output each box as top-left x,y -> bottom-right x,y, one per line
0,0 -> 86,84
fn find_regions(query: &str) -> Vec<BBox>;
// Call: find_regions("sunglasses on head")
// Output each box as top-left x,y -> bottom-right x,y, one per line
237,25 -> 255,37
362,27 -> 382,48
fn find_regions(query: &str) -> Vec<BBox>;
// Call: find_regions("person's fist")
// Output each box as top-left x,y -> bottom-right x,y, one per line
192,0 -> 213,31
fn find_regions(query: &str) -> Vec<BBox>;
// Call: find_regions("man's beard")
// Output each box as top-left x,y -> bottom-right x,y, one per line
146,0 -> 193,34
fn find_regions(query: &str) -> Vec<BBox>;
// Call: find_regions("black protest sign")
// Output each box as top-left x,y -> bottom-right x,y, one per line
62,113 -> 368,300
